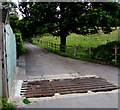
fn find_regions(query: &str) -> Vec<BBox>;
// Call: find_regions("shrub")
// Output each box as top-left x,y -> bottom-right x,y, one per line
0,97 -> 16,110
2,103 -> 16,110
91,41 -> 120,63
15,33 -> 25,58
23,98 -> 31,104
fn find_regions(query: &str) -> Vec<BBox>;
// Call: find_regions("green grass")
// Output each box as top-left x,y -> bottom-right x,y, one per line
33,29 -> 118,47
23,98 -> 31,104
0,97 -> 16,110
31,41 -> 119,67
32,29 -> 119,67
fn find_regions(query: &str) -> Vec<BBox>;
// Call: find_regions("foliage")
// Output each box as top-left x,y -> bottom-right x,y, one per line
32,41 -> 120,67
33,29 -> 118,47
2,2 -> 18,33
15,33 -> 25,57
32,29 -> 120,66
2,103 -> 16,110
91,41 -> 120,63
18,2 -> 120,51
0,97 -> 16,110
2,2 -> 17,13
9,14 -> 20,33
23,98 -> 31,104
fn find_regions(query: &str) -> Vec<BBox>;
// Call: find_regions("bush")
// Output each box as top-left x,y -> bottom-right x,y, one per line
91,41 -> 120,63
2,103 -> 16,110
15,33 -> 25,58
23,98 -> 31,104
0,97 -> 16,110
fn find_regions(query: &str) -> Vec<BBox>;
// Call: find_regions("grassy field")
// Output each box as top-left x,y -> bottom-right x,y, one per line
32,29 -> 119,67
34,29 -> 119,47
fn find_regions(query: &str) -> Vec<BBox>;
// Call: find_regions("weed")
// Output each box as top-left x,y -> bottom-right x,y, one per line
2,103 -> 16,110
0,97 -> 16,110
23,98 -> 31,104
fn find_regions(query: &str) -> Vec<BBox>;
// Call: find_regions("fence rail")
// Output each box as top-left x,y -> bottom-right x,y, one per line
33,39 -> 119,63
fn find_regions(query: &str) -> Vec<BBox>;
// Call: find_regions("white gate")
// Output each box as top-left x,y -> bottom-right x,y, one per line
5,24 -> 16,94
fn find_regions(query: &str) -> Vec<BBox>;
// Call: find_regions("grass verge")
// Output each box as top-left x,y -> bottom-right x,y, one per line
31,41 -> 120,67
0,97 -> 16,110
34,29 -> 118,47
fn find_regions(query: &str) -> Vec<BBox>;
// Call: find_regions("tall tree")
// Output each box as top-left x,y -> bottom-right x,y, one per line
18,2 -> 120,52
9,13 -> 20,33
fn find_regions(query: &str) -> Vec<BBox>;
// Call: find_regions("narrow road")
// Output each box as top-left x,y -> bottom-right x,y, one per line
17,43 -> 119,108
25,43 -> 118,85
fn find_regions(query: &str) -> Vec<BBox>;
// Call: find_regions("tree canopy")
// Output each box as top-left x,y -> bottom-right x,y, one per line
16,2 -> 120,51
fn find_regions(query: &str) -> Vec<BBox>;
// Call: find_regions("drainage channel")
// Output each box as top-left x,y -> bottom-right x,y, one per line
20,77 -> 119,98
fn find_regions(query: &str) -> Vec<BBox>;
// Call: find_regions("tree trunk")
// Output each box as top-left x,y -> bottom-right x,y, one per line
60,35 -> 67,52
59,3 -> 67,53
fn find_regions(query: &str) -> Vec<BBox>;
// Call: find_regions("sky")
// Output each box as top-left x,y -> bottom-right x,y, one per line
12,0 -> 20,6
11,0 -> 119,20
11,0 -> 23,20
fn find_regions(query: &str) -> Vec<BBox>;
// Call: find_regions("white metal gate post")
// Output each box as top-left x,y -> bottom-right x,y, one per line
5,24 -> 16,95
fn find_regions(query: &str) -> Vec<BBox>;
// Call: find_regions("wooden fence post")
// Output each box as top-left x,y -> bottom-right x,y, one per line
48,42 -> 50,48
40,40 -> 42,45
55,43 -> 56,50
89,46 -> 92,58
115,45 -> 117,63
51,43 -> 53,49
46,42 -> 48,48
49,42 -> 50,48
73,45 -> 77,56
45,41 -> 47,47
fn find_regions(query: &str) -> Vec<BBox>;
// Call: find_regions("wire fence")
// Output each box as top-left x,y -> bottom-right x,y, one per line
33,39 -> 119,63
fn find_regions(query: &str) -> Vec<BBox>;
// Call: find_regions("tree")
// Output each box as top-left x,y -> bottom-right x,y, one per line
9,14 -> 20,33
2,2 -> 17,14
18,2 -> 120,52
90,2 -> 120,29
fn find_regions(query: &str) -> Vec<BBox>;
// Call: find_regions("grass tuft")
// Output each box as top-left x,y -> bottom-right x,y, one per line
23,98 -> 31,104
0,97 -> 16,110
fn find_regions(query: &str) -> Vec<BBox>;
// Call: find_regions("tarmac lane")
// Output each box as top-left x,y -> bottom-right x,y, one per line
16,43 -> 119,108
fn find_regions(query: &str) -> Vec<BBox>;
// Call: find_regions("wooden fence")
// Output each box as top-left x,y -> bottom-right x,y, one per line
33,39 -> 119,63
36,39 -> 91,57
